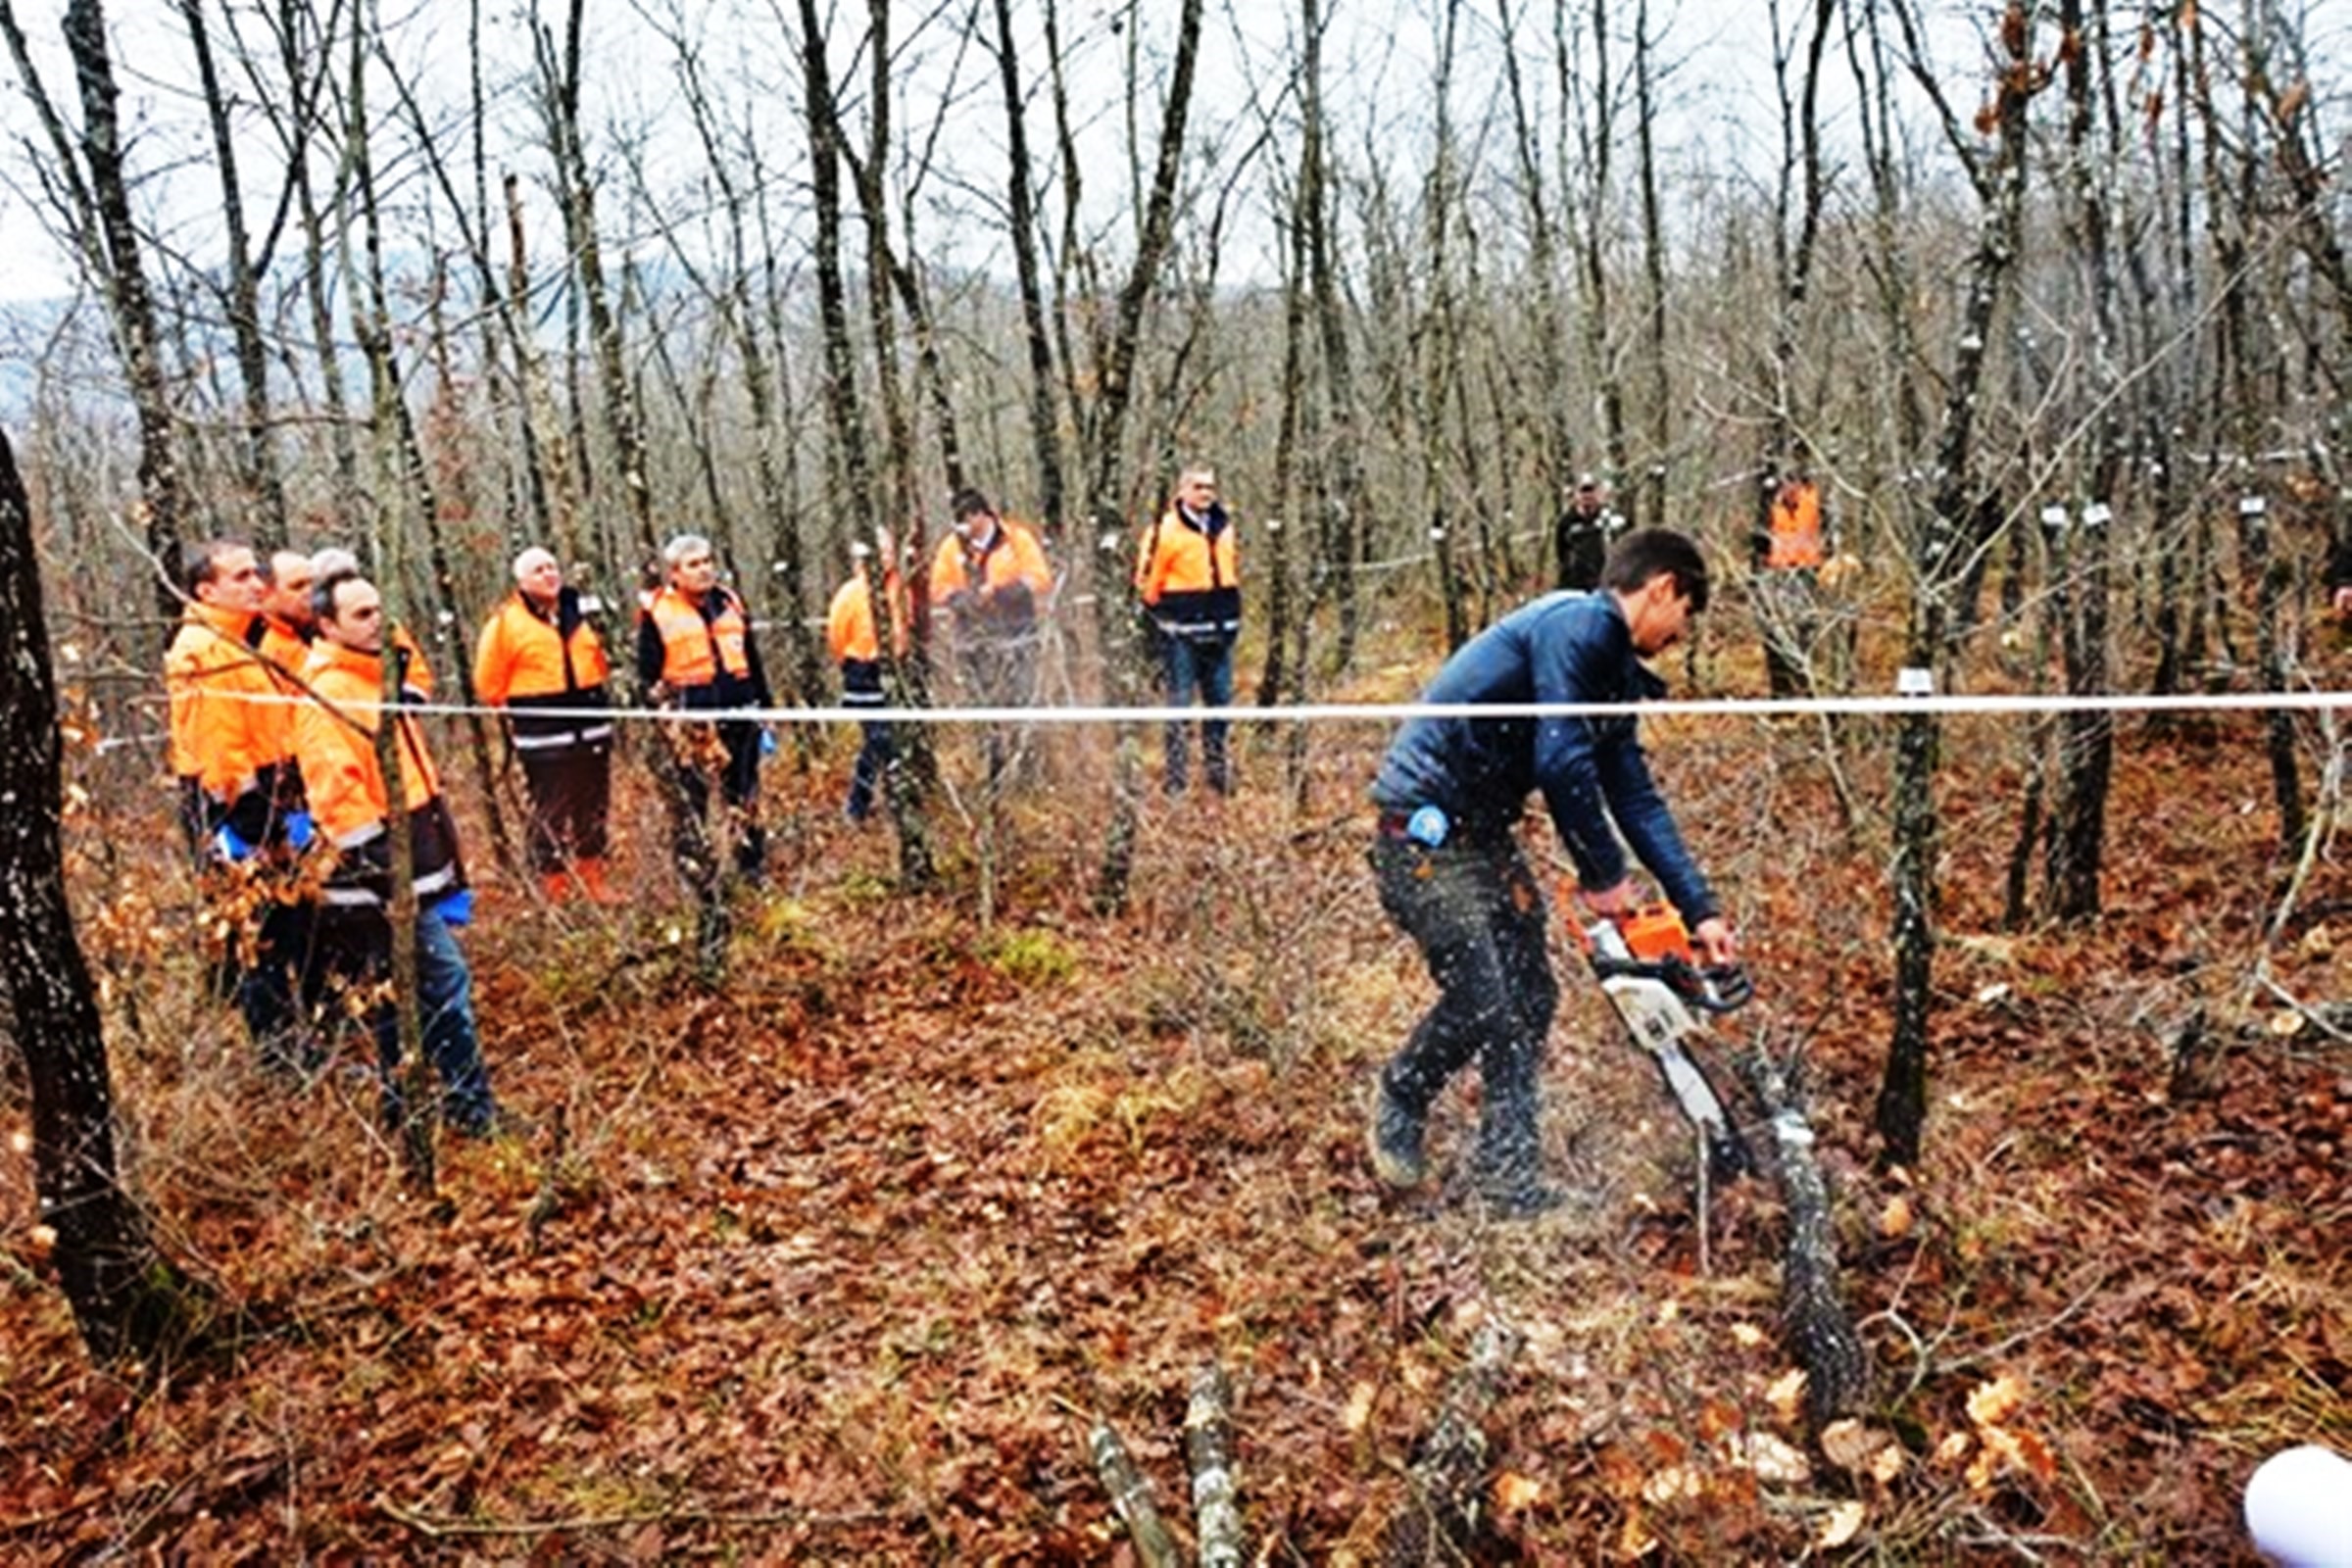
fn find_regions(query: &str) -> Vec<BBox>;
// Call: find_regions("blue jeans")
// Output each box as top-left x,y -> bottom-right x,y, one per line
356,905 -> 497,1135
1160,633 -> 1235,793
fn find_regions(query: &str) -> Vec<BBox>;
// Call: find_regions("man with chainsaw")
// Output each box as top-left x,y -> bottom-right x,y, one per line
1366,527 -> 1738,1219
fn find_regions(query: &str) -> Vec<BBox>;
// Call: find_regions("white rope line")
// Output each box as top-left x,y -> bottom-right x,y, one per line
194,687 -> 2352,726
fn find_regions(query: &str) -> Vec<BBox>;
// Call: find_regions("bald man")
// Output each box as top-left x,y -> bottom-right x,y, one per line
473,548 -> 617,901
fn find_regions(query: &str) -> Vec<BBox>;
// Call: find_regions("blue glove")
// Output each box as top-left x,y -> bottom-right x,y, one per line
210,822 -> 256,862
760,727 -> 778,760
281,809 -> 315,851
432,889 -> 475,926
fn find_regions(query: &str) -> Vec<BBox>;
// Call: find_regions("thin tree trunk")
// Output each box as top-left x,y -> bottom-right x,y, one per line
2043,0 -> 2119,920
1081,0 -> 1207,914
537,0 -> 655,562
179,0 -> 287,546
1878,0 -> 2036,1168
993,0 -> 1066,535
58,0 -> 190,625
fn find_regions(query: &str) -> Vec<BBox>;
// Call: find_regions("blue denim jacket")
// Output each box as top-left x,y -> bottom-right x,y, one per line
1371,591 -> 1718,922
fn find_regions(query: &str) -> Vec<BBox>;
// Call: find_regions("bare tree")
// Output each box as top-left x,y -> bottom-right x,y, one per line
1,0 -> 192,624
0,424 -> 207,1365
1878,0 -> 2042,1168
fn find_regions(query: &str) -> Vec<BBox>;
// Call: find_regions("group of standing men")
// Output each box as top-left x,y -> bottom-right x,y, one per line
164,466 -> 1249,1126
825,466 -> 1246,813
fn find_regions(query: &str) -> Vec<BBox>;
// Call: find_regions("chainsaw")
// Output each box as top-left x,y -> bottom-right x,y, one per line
1575,902 -> 1757,1183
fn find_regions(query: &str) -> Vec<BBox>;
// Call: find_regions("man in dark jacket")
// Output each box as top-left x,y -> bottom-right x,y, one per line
1367,528 -> 1737,1218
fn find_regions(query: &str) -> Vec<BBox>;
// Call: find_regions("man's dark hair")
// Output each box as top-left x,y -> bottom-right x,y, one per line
183,539 -> 250,596
311,567 -> 366,626
1600,528 -> 1710,613
950,487 -> 995,522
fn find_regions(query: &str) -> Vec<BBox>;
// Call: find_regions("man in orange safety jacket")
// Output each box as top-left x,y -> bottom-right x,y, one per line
474,547 -> 616,902
295,568 -> 502,1137
638,532 -> 773,894
930,487 -> 1052,788
1750,468 -> 1832,698
827,530 -> 911,822
165,539 -> 317,1075
1136,464 -> 1242,794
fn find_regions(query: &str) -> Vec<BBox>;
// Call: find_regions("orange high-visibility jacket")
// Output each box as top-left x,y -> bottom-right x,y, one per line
474,591 -> 611,705
295,640 -> 463,905
645,584 -> 753,687
827,568 -> 910,663
1765,479 -> 1827,570
166,603 -> 295,807
929,521 -> 1052,612
1135,502 -> 1241,638
258,616 -> 311,686
473,588 -> 613,755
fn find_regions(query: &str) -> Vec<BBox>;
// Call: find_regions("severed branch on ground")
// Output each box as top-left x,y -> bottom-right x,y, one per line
1187,1359 -> 1246,1568
1380,1318 -> 1524,1566
1088,1414 -> 1183,1568
1739,1047 -> 1869,1432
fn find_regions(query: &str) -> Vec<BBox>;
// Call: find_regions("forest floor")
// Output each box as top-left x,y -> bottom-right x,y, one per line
2,639 -> 2348,1563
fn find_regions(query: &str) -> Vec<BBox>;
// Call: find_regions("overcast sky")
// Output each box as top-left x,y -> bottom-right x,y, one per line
0,0 -> 2220,314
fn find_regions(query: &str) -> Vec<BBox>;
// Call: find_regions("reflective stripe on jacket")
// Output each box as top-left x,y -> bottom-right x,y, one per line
1135,502 -> 1241,638
294,640 -> 464,906
643,584 -> 755,698
473,587 -> 612,752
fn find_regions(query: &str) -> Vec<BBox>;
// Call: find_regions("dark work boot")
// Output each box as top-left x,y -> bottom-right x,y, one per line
1366,1075 -> 1430,1190
1472,1064 -> 1563,1220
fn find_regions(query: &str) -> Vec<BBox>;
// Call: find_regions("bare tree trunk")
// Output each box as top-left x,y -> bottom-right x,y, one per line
1418,0 -> 1469,652
1303,0 -> 1366,676
1081,0 -> 1207,914
179,0 -> 287,546
2042,0 -> 2120,920
1569,0 -> 1629,501
536,0 -> 656,562
54,0 -> 190,624
1494,0 -> 1572,526
1633,0 -> 1670,530
344,25 -> 445,1192
0,426 -> 207,1368
1878,0 -> 2037,1169
993,0 -> 1067,534
799,0 -> 938,887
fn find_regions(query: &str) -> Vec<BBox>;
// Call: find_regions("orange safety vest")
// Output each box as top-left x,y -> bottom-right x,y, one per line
647,585 -> 753,687
827,568 -> 909,663
1765,479 -> 1826,570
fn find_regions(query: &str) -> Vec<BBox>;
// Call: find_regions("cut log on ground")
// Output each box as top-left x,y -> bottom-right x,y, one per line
1187,1359 -> 1246,1567
1089,1414 -> 1183,1568
1740,1048 -> 1870,1430
1381,1318 -> 1523,1565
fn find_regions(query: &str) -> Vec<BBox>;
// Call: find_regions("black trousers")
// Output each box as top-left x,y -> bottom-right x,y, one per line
517,741 -> 612,869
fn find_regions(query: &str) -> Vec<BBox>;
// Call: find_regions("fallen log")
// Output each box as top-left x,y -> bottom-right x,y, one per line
1740,1049 -> 1869,1431
1381,1318 -> 1523,1566
1187,1360 -> 1246,1568
1089,1414 -> 1183,1568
